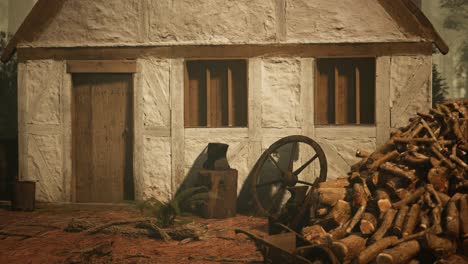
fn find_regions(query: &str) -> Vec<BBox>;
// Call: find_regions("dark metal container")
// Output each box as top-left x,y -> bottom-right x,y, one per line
11,181 -> 36,211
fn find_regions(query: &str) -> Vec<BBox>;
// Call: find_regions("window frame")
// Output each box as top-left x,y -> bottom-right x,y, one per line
314,57 -> 377,127
184,59 -> 249,128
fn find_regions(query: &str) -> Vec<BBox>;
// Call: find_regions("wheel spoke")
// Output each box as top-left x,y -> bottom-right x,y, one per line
293,154 -> 319,176
268,154 -> 287,175
256,179 -> 283,188
288,143 -> 298,172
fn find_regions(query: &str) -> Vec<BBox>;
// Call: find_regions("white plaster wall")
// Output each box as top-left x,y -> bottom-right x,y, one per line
390,55 -> 432,129
19,55 -> 431,203
141,136 -> 172,201
33,0 -> 143,46
262,58 -> 303,128
140,59 -> 171,128
19,60 -> 68,202
148,0 -> 276,44
22,0 -> 423,48
136,58 -> 172,201
285,0 -> 419,43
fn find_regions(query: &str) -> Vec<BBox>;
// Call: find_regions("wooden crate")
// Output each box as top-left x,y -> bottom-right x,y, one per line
198,169 -> 238,219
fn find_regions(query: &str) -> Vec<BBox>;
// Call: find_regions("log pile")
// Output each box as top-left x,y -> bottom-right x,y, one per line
304,101 -> 468,263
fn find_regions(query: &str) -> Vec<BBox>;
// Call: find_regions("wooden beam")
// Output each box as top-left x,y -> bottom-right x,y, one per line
334,65 -> 343,125
16,42 -> 433,62
183,63 -> 190,127
67,60 -> 137,73
355,65 -> 361,125
227,65 -> 234,127
206,67 -> 212,128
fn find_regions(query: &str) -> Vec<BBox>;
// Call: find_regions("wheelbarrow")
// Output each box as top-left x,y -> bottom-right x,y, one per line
235,224 -> 339,264
237,135 -> 339,263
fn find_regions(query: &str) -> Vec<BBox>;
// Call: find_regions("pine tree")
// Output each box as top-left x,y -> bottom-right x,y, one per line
0,32 -> 18,138
432,64 -> 449,106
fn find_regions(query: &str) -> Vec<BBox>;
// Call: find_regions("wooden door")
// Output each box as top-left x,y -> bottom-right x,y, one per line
73,74 -> 133,203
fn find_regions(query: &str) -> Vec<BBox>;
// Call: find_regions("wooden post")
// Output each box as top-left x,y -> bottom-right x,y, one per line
227,65 -> 233,127
184,63 -> 190,127
206,67 -> 212,127
355,64 -> 361,124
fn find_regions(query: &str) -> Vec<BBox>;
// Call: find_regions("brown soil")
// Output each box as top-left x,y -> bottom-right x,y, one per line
0,203 -> 266,264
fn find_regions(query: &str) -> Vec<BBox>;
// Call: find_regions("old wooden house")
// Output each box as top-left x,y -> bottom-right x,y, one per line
0,0 -> 447,203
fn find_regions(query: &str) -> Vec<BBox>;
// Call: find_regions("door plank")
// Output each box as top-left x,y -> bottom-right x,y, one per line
73,74 -> 133,203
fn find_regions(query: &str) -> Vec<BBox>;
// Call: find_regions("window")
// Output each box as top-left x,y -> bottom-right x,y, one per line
184,60 -> 247,127
315,58 -> 375,125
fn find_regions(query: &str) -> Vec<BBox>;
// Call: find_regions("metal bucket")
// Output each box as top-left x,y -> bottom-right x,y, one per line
11,181 -> 36,211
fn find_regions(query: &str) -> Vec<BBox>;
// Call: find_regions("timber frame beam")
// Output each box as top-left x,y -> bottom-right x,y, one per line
66,60 -> 137,73
17,42 -> 433,62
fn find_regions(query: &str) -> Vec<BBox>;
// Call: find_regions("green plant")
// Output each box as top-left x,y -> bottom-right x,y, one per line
136,186 -> 212,227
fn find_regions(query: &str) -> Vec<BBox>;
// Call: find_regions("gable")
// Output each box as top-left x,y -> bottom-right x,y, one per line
1,0 -> 448,63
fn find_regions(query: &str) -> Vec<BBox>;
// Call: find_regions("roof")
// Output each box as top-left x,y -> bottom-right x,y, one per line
0,0 -> 449,63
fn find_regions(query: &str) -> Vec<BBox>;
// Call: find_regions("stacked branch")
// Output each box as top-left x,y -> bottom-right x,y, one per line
303,101 -> 468,263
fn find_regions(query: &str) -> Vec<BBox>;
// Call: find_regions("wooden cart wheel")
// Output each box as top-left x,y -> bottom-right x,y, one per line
251,135 -> 327,216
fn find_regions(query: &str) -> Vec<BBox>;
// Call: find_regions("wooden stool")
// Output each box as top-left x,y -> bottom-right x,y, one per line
198,169 -> 238,219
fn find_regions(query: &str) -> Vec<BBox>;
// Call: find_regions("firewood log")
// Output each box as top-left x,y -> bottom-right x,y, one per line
423,233 -> 456,258
385,177 -> 407,194
380,162 -> 417,182
329,222 -> 350,241
371,209 -> 397,242
318,188 -> 347,206
394,188 -> 409,201
368,151 -> 399,171
378,199 -> 392,215
352,183 -> 367,207
446,199 -> 460,238
325,200 -> 351,227
430,157 -> 443,167
393,187 -> 425,209
430,145 -> 456,169
356,150 -> 371,158
417,112 -> 434,120
428,167 -> 450,192
424,192 -> 436,208
360,212 -> 377,235
394,137 -> 436,144
392,205 -> 409,237
402,203 -> 421,237
410,123 -> 424,138
319,178 -> 350,188
316,207 -> 329,217
419,210 -> 430,230
356,236 -> 398,264
375,189 -> 391,200
452,115 -> 466,143
375,240 -> 420,264
346,184 -> 368,233
436,191 -> 450,207
402,153 -> 430,166
374,189 -> 392,215
302,225 -> 328,245
331,234 -> 366,262
431,206 -> 443,234
460,195 -> 468,239
426,184 -> 442,206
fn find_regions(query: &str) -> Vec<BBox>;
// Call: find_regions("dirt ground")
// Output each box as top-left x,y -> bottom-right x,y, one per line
0,203 -> 266,264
